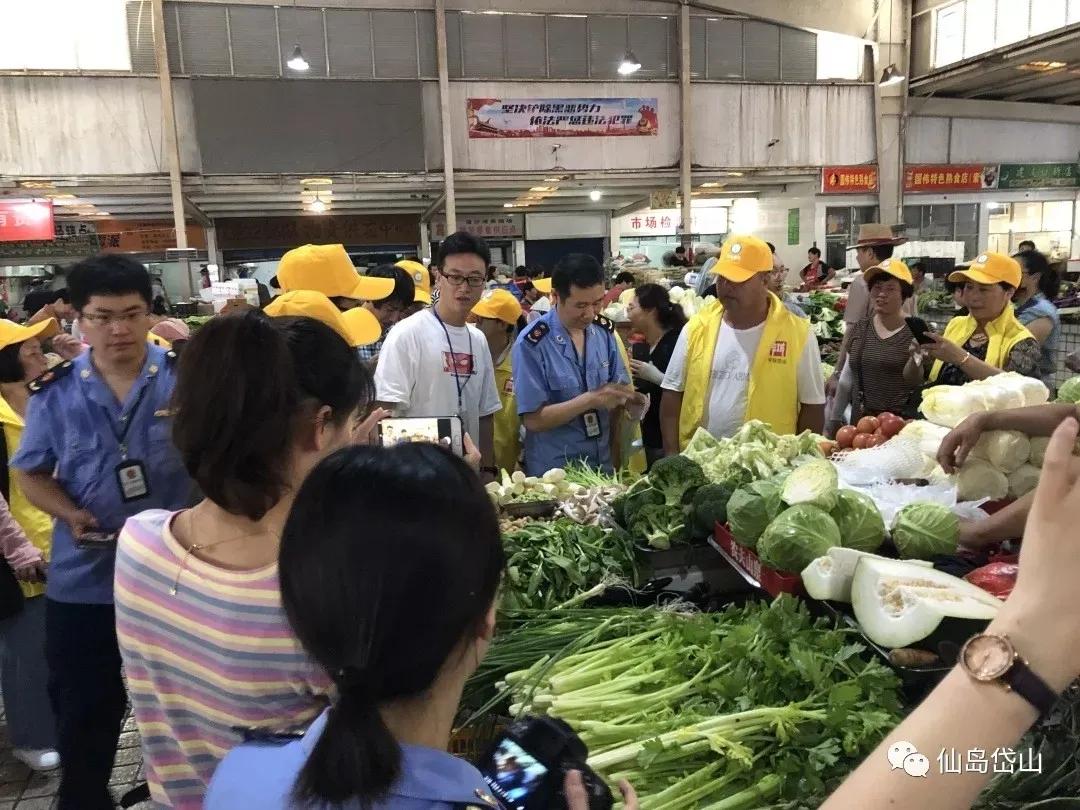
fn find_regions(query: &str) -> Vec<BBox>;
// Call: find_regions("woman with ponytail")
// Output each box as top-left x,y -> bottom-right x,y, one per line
206,442 -> 638,809
115,310 -> 376,808
627,283 -> 687,466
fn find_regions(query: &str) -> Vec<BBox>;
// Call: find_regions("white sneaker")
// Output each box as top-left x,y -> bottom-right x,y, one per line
13,748 -> 60,771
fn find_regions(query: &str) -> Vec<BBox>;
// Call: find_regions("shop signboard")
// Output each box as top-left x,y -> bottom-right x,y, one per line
0,201 -> 54,242
787,208 -> 800,245
821,166 -> 878,194
431,214 -> 524,240
467,98 -> 659,138
0,217 -> 206,260
619,207 -> 728,237
904,164 -> 996,192
216,215 -> 418,249
997,162 -> 1080,189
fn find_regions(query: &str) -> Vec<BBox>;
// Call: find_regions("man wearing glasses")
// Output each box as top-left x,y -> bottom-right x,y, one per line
374,232 -> 501,476
11,254 -> 193,810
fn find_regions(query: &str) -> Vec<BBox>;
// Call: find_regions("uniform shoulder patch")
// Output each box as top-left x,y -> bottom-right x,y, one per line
165,349 -> 179,365
594,314 -> 615,333
27,361 -> 74,395
525,321 -> 550,345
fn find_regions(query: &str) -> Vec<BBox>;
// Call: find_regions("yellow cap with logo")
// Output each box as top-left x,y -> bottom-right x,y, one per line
278,244 -> 393,302
395,260 -> 432,304
265,290 -> 381,347
532,277 -> 552,295
472,289 -> 523,326
0,317 -> 60,352
864,259 -> 914,287
709,235 -> 774,283
948,252 -> 1022,289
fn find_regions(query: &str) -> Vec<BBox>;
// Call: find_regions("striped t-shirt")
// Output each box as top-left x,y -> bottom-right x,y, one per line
115,509 -> 331,809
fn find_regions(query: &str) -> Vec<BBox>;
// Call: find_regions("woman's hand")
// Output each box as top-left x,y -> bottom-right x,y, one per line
351,407 -> 390,446
937,412 -> 987,473
51,333 -> 84,361
462,433 -> 482,473
921,332 -> 967,365
564,771 -> 637,810
629,359 -> 665,386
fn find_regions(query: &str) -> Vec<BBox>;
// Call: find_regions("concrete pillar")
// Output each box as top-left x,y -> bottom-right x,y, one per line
205,225 -> 223,280
678,2 -> 693,249
434,0 -> 457,231
874,0 -> 910,226
609,216 -> 621,261
513,238 -> 526,268
419,221 -> 431,262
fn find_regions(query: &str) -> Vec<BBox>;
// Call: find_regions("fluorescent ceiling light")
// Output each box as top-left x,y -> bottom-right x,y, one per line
589,189 -> 603,201
287,44 -> 310,72
618,50 -> 642,76
310,196 -> 327,213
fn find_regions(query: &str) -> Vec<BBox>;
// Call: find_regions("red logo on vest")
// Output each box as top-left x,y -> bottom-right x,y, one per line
769,340 -> 788,359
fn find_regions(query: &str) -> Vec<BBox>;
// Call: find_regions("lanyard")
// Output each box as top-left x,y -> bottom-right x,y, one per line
430,309 -> 472,413
572,328 -> 590,391
108,382 -> 149,460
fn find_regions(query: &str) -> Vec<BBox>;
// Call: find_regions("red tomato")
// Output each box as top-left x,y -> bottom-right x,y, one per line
836,425 -> 857,449
857,416 -> 880,434
873,428 -> 886,441
866,434 -> 885,448
852,433 -> 871,450
879,414 -> 905,438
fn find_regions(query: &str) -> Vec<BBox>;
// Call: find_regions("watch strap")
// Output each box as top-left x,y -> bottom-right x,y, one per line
1004,657 -> 1057,716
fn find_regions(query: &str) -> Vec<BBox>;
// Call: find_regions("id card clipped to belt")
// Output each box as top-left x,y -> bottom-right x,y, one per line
582,410 -> 602,438
116,460 -> 151,503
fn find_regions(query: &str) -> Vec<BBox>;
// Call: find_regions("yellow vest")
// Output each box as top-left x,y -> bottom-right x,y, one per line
679,293 -> 809,450
492,349 -> 521,474
928,306 -> 1034,382
0,395 -> 51,598
613,333 -> 647,477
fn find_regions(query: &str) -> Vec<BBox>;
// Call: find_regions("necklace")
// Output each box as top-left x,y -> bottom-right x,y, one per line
170,513 -> 277,596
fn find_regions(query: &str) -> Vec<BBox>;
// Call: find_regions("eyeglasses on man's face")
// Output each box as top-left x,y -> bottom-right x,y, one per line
80,309 -> 149,327
439,271 -> 486,289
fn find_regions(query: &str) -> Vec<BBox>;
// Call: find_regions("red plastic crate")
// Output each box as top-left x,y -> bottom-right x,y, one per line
710,523 -> 805,598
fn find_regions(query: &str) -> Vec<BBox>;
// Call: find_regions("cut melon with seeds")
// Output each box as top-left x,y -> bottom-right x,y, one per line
851,557 -> 1001,649
802,548 -> 931,603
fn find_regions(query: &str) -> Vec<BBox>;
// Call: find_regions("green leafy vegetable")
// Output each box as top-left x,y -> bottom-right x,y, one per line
690,483 -> 735,537
1057,376 -> 1080,404
891,502 -> 960,559
758,504 -> 841,573
727,479 -> 783,549
831,489 -> 885,553
648,454 -> 707,505
781,459 -> 839,511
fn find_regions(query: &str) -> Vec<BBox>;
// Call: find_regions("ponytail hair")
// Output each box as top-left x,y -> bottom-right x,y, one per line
634,283 -> 687,332
280,443 -> 504,804
1016,249 -> 1059,301
172,310 -> 372,521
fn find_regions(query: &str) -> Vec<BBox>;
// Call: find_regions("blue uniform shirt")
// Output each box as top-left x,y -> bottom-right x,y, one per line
206,709 -> 502,810
512,308 -> 629,476
11,344 -> 193,604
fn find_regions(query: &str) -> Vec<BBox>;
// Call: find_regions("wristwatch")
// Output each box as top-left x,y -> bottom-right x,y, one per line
958,632 -> 1057,715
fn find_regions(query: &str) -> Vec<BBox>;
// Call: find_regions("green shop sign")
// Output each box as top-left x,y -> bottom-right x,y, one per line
997,163 -> 1080,189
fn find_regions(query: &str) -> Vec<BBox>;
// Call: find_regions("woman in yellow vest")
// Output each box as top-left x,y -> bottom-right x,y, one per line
471,289 -> 524,473
911,252 -> 1040,387
659,235 -> 826,453
0,319 -> 62,771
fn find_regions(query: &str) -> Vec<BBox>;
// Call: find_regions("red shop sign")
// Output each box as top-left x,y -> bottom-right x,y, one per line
904,164 -> 993,192
821,166 -> 879,194
0,201 -> 55,243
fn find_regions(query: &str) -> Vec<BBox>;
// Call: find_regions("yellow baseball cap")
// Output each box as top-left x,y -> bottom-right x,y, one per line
948,252 -> 1022,288
863,259 -> 914,287
349,274 -> 395,303
277,244 -> 363,299
0,317 -> 60,351
532,277 -> 552,294
472,289 -> 523,326
709,235 -> 773,282
395,260 -> 432,304
265,290 -> 381,347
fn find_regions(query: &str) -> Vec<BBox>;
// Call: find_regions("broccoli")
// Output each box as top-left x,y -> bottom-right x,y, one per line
630,502 -> 691,550
648,455 -> 707,505
691,483 -> 735,537
611,492 -> 629,528
623,486 -> 664,528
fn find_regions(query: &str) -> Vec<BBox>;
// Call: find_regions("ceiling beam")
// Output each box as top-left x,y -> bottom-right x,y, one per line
612,197 -> 652,218
182,195 -> 213,228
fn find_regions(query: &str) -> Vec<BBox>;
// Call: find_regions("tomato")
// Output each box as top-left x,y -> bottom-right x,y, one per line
857,416 -> 880,434
879,413 -> 905,438
866,434 -> 885,448
835,425 -> 857,448
852,433 -> 871,450
873,428 -> 886,441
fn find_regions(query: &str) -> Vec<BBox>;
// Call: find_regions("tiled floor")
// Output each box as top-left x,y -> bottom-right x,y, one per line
0,707 -> 153,810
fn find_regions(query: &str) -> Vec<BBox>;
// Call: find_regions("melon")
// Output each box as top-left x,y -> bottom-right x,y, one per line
801,548 -> 931,603
851,557 -> 1001,649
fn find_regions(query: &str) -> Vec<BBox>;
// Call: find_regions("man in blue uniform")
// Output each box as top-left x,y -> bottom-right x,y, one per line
12,255 -> 193,810
512,254 -> 643,475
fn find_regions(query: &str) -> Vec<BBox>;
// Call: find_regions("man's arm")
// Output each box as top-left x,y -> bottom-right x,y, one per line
478,414 -> 495,470
797,403 -> 825,434
521,390 -> 610,433
938,404 -> 1080,472
660,390 -> 682,456
797,334 -> 827,435
14,471 -> 96,536
1025,317 -> 1054,344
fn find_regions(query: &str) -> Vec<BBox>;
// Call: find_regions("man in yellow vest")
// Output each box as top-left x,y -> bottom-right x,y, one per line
659,235 -> 826,453
471,289 -> 523,473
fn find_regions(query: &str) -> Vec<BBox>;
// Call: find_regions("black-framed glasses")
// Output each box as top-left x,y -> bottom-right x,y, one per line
439,270 -> 485,289
80,310 -> 150,327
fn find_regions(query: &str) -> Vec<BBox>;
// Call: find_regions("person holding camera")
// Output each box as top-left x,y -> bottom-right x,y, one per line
205,442 -> 637,809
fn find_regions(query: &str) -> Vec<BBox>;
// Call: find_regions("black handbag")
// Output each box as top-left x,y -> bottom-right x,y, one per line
0,425 -> 26,621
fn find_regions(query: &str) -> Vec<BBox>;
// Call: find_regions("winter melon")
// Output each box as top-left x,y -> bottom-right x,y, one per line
801,548 -> 932,603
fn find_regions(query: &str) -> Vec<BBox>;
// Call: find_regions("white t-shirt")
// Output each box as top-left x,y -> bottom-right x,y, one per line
662,318 -> 826,439
374,309 -> 502,442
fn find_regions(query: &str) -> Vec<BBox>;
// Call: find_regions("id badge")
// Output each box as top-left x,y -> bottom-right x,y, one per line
582,410 -> 602,438
115,460 -> 151,503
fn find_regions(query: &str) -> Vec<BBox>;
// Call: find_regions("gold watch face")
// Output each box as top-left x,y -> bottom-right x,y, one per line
961,634 -> 1014,681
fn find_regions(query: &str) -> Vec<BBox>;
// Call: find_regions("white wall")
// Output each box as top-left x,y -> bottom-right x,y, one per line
906,115 -> 1080,164
526,212 -> 609,240
0,77 -> 201,175
753,184 -> 823,283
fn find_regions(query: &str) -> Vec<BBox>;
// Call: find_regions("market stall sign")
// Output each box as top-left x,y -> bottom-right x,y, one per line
787,208 -> 800,245
998,162 -> 1080,189
467,97 -> 659,138
618,207 -> 728,237
431,214 -> 524,240
820,167 -> 878,194
904,164 -> 994,192
0,201 -> 54,242
95,220 -> 207,253
216,215 -> 418,249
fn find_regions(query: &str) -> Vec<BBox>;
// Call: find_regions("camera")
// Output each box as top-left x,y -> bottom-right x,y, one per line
478,716 -> 613,810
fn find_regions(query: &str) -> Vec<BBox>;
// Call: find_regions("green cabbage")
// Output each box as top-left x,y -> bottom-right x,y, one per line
891,502 -> 959,559
757,504 -> 840,573
1057,375 -> 1080,403
781,459 -> 838,511
727,480 -> 783,550
830,489 -> 885,553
